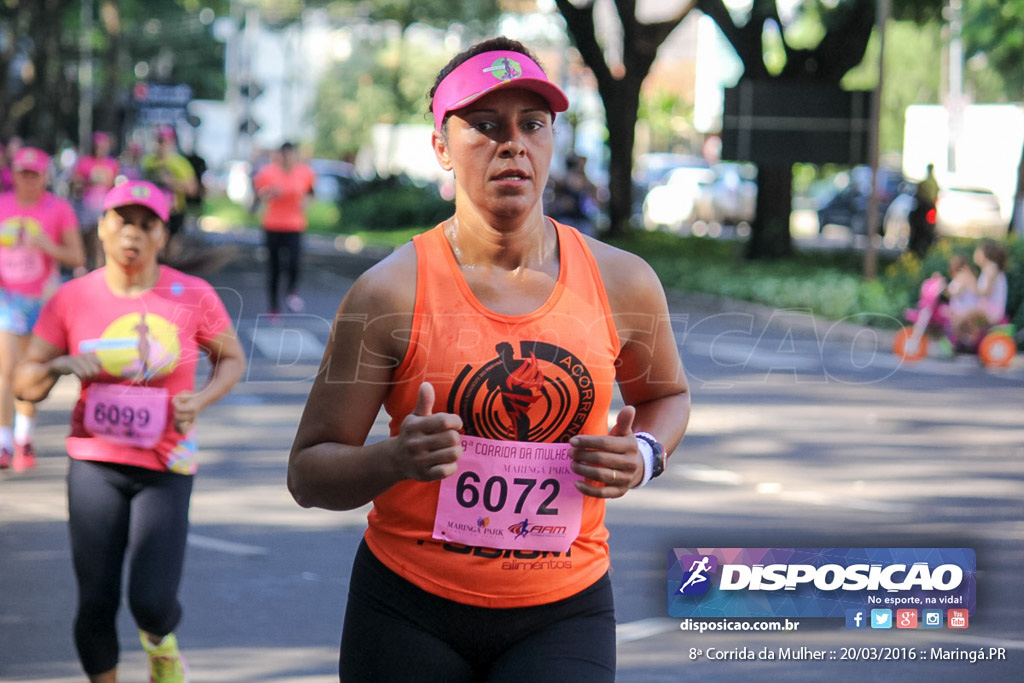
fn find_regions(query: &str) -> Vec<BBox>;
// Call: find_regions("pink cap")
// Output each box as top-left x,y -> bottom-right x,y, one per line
12,147 -> 50,174
157,125 -> 176,141
431,50 -> 568,130
93,131 -> 111,145
103,180 -> 170,222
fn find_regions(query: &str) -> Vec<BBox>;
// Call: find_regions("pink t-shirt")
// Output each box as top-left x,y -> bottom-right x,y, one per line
74,156 -> 120,210
0,191 -> 79,297
33,266 -> 233,474
253,162 -> 316,232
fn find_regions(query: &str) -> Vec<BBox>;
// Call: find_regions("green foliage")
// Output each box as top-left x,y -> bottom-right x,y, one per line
637,90 -> 695,152
313,35 -> 449,159
338,176 -> 453,231
360,0 -> 503,29
842,20 -> 944,155
600,231 -> 1024,339
117,3 -> 228,100
963,0 -> 1024,100
312,0 -> 505,160
614,231 -> 1021,338
203,195 -> 340,234
610,231 -> 905,325
307,201 -> 342,234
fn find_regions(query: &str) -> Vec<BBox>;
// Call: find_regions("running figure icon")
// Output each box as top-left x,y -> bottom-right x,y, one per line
679,556 -> 712,593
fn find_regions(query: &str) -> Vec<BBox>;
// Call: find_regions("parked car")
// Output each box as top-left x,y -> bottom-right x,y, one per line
633,153 -> 710,218
704,162 -> 757,226
817,166 -> 904,235
882,185 -> 1006,248
641,162 -> 716,231
309,158 -> 361,203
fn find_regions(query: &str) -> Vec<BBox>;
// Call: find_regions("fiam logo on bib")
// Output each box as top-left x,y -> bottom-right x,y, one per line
668,548 -> 976,619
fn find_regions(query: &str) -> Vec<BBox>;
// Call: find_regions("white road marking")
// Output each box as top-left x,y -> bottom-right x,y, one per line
249,327 -> 326,363
616,618 -> 678,644
187,533 -> 268,556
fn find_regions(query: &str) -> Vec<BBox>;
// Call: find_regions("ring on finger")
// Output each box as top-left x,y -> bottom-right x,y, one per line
611,470 -> 617,483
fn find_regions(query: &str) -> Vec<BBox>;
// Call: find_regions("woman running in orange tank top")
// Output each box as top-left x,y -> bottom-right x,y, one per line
288,36 -> 691,683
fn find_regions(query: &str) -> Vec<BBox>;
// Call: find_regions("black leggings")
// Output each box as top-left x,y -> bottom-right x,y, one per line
264,230 -> 302,312
67,458 -> 193,675
339,540 -> 617,683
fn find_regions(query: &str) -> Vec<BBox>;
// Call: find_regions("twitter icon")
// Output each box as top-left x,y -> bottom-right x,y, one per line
871,609 -> 893,629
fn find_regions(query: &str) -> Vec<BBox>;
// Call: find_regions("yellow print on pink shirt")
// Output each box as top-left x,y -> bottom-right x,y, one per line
80,313 -> 181,381
0,215 -> 42,246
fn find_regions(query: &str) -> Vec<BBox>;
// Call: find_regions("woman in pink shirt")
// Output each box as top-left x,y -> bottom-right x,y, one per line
0,147 -> 85,471
71,131 -> 120,272
15,180 -> 245,683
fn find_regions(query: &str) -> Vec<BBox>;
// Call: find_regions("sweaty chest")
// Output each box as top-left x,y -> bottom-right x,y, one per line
459,264 -> 559,316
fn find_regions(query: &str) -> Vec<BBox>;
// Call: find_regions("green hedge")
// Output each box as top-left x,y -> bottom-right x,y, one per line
609,231 -> 907,327
338,176 -> 453,231
611,230 -> 1022,338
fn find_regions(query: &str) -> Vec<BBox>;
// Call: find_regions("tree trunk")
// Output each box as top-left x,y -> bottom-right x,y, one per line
1011,138 -> 1024,236
747,164 -> 793,259
555,0 -> 694,238
601,80 -> 641,238
96,0 -> 124,138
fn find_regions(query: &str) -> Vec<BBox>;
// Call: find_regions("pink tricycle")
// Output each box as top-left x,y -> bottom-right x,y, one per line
892,274 -> 1016,367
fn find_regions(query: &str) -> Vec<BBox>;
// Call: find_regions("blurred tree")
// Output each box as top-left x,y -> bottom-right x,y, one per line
842,19 -> 943,156
313,35 -> 450,160
0,0 -> 77,148
553,0 -> 697,238
963,0 -> 1024,100
0,0 -> 231,150
352,0 -> 504,28
698,0 -> 1024,253
119,2 -> 229,101
961,0 -> 1024,233
313,0 -> 503,163
697,0 -> 878,259
638,89 -> 696,157
552,0 -> 930,243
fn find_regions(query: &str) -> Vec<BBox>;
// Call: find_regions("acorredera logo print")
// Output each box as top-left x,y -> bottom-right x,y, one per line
667,548 -> 976,619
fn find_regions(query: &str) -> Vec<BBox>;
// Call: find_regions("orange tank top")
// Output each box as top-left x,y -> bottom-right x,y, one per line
365,221 -> 621,608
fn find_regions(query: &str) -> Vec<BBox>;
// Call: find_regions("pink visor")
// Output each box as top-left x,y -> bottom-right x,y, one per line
103,180 -> 171,222
432,50 -> 569,130
12,147 -> 50,174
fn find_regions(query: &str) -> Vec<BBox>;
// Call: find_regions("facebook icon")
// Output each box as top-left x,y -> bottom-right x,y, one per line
846,609 -> 867,629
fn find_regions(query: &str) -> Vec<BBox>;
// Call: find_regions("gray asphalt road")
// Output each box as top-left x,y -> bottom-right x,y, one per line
2,228 -> 1021,682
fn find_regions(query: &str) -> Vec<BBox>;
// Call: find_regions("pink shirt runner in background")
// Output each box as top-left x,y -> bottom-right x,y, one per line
0,191 -> 79,297
32,266 -> 233,473
73,156 -> 120,211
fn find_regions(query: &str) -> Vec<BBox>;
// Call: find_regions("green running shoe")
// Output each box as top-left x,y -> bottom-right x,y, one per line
140,631 -> 189,683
